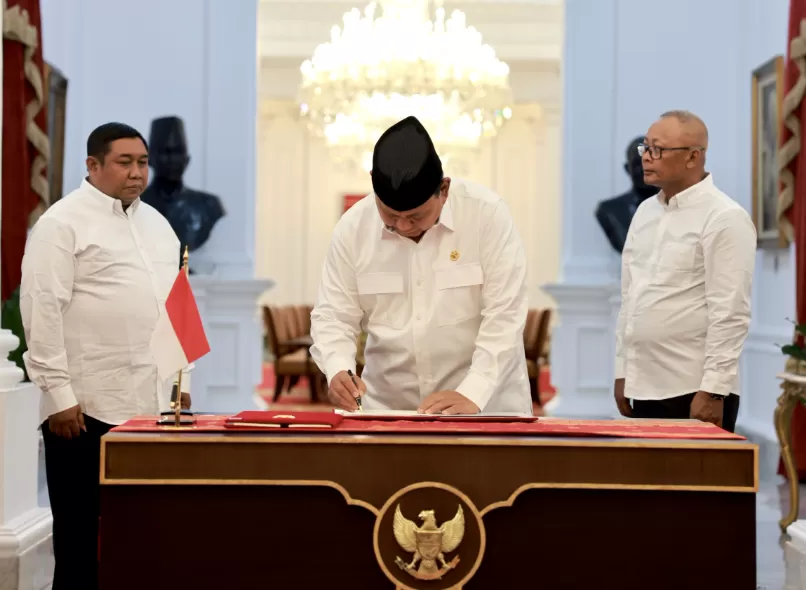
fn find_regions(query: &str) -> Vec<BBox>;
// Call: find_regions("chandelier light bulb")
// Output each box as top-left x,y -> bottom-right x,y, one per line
298,0 -> 513,168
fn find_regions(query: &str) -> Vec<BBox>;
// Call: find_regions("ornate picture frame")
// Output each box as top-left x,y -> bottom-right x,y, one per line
751,55 -> 787,248
44,62 -> 68,206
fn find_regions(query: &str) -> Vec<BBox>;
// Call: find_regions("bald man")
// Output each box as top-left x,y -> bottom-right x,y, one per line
613,110 -> 756,432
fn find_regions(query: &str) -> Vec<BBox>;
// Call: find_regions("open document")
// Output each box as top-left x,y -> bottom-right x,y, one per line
334,409 -> 536,421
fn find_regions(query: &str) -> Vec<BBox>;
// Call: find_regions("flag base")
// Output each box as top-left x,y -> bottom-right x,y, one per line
157,410 -> 197,426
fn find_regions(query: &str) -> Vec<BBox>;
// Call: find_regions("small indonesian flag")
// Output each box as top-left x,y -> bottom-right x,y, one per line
150,269 -> 210,380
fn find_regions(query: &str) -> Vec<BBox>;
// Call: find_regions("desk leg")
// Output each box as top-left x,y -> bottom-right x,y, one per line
775,382 -> 800,532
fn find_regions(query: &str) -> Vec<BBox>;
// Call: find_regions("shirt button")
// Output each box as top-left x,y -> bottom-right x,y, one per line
417,279 -> 423,286
416,314 -> 421,321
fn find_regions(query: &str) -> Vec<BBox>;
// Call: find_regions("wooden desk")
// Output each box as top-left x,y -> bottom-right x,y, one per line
99,431 -> 757,590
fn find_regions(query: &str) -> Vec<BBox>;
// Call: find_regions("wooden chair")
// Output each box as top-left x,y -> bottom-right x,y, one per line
525,309 -> 552,405
523,309 -> 541,404
294,304 -> 312,335
263,305 -> 322,402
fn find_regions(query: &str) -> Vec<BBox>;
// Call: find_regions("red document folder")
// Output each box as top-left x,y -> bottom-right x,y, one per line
224,411 -> 343,429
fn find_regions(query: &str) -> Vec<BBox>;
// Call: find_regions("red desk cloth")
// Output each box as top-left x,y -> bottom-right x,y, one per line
112,416 -> 744,440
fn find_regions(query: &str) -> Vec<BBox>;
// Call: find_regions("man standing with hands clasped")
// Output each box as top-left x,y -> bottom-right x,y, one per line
311,116 -> 532,415
613,111 -> 756,432
21,123 -> 192,590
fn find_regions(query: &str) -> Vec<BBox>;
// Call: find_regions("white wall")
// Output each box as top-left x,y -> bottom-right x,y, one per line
38,0 -> 269,413
737,0 -> 793,442
39,0 -> 259,278
257,96 -> 561,309
557,0 -> 793,439
256,0 -> 564,309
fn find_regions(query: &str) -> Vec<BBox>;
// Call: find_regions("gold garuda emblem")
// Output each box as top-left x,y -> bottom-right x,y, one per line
393,504 -> 465,581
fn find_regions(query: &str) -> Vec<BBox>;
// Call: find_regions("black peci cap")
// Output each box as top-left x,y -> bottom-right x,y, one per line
371,116 -> 443,212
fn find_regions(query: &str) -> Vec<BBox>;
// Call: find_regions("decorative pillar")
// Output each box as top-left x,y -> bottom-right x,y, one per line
542,0 -> 621,418
189,276 -> 273,413
189,0 -> 260,280
0,6 -> 54,587
785,521 -> 806,587
0,354 -> 53,590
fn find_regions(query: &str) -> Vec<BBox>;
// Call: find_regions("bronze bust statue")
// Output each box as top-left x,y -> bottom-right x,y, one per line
140,116 -> 225,268
594,137 -> 656,253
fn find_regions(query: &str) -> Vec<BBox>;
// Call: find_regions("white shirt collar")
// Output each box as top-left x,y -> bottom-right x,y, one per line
657,173 -> 713,210
378,196 -> 455,240
80,178 -> 140,215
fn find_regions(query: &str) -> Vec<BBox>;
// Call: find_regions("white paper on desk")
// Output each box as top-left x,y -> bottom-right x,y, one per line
334,409 -> 534,419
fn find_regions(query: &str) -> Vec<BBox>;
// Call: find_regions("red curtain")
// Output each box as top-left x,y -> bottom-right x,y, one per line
2,0 -> 48,302
778,0 -> 806,480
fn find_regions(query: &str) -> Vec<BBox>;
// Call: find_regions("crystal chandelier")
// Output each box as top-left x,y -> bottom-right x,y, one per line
298,0 -> 513,171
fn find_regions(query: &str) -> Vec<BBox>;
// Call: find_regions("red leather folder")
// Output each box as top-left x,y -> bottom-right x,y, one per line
224,411 -> 343,429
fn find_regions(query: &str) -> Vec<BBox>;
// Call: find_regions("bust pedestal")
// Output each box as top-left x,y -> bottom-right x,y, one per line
0,329 -> 53,590
541,282 -> 620,418
189,277 -> 273,413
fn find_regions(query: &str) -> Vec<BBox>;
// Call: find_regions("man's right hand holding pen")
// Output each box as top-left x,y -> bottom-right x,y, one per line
327,370 -> 366,411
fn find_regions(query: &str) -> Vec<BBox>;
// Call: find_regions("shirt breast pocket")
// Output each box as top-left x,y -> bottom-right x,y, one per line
357,272 -> 406,329
653,242 -> 696,281
435,262 -> 483,326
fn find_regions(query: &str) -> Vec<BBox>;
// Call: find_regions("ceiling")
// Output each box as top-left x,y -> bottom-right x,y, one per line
258,0 -> 564,63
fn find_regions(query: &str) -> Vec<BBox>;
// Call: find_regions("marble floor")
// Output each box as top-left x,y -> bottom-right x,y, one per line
32,438 -> 806,589
758,480 -> 795,589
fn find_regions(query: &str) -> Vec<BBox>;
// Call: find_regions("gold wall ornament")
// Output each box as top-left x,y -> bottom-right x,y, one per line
450,250 -> 460,261
393,504 -> 464,580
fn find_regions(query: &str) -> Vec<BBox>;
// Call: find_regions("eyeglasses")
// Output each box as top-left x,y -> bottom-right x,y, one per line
637,144 -> 706,160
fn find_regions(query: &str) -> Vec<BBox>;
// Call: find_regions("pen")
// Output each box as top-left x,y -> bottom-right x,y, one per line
347,369 -> 362,411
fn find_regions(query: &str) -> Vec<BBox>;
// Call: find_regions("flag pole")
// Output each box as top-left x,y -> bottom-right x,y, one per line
174,246 -> 190,427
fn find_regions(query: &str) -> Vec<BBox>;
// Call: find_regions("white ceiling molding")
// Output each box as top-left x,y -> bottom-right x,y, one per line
258,0 -> 563,63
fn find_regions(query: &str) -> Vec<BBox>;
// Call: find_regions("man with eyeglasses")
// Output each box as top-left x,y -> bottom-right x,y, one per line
613,110 -> 756,432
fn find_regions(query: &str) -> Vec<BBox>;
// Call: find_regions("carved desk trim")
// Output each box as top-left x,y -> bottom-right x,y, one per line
100,431 -> 758,516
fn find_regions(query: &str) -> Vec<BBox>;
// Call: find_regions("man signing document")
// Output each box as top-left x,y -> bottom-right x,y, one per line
311,116 -> 531,415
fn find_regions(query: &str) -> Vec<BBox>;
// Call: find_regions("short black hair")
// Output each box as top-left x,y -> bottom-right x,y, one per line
86,122 -> 148,163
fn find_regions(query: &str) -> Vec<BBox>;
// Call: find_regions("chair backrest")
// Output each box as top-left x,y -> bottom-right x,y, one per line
523,309 -> 540,361
294,304 -> 312,336
263,306 -> 282,356
276,306 -> 295,342
536,309 -> 552,363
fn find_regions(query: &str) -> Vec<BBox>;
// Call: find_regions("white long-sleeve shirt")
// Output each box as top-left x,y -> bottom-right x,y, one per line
615,174 -> 756,399
311,179 -> 532,413
21,179 -> 191,425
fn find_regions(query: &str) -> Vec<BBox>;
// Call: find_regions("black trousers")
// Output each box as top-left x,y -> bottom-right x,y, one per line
631,392 -> 740,433
42,414 -> 113,590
